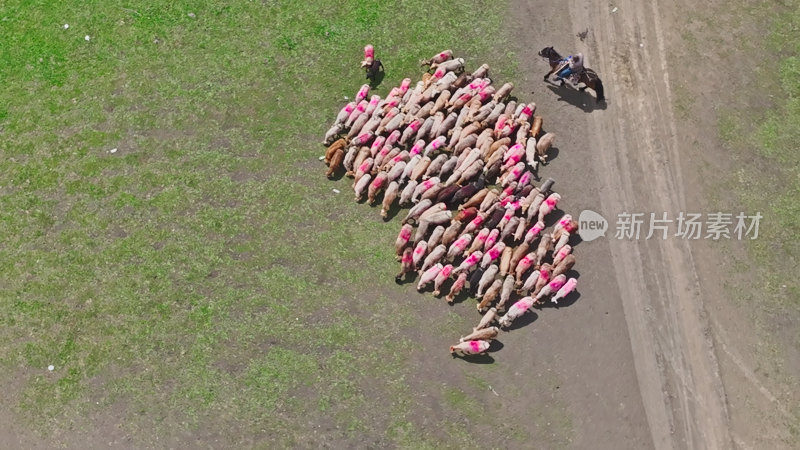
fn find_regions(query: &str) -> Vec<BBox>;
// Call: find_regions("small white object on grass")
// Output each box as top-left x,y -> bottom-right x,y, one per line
640,43 -> 644,48
332,189 -> 341,194
318,155 -> 325,161
64,24 -> 69,29
109,148 -> 117,153
611,6 -> 618,13
343,96 -> 349,100
48,365 -> 54,371
85,35 -> 90,41
187,12 -> 196,18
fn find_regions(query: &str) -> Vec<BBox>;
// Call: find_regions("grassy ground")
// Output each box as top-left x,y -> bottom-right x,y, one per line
0,0 -> 547,447
712,0 -> 800,372
672,0 -> 800,437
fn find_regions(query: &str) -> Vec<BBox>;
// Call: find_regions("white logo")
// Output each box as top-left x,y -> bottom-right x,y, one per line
579,209 -> 608,241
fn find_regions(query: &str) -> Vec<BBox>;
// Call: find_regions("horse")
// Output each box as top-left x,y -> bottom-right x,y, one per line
538,46 -> 605,103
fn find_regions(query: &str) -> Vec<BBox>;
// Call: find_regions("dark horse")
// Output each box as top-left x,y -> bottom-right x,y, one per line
538,46 -> 605,103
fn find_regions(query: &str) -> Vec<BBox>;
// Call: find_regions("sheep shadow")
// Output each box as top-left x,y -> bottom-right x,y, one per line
394,270 -> 418,285
452,340 -> 504,364
535,288 -> 581,310
368,69 -> 385,89
542,146 -> 560,164
326,168 -> 347,182
454,353 -> 496,364
503,310 -> 539,331
448,284 -> 473,305
569,233 -> 584,249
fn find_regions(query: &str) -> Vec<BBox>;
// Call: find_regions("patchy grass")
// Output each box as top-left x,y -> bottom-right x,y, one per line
0,0 -> 550,447
686,0 -> 800,440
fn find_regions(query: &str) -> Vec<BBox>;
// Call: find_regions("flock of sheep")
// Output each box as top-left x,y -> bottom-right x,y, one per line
322,48 -> 579,358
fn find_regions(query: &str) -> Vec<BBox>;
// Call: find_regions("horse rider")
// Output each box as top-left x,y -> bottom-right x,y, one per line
555,53 -> 584,83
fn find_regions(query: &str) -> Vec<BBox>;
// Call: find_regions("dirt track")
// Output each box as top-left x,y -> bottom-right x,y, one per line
511,0 -> 733,448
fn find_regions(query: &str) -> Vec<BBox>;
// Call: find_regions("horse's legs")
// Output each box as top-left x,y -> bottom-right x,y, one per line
543,70 -> 552,82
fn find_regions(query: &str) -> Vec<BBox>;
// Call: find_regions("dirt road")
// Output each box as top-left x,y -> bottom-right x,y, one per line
511,0 -> 733,448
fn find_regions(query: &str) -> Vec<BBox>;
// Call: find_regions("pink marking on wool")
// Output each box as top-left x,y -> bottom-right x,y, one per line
400,228 -> 412,240
539,271 -> 550,282
470,215 -> 485,227
378,147 -> 390,157
545,198 -> 557,207
476,233 -> 488,243
364,45 -> 374,58
495,116 -> 507,130
502,185 -> 515,196
400,78 -> 412,92
434,68 -> 446,78
502,211 -> 513,221
356,84 -> 369,97
559,215 -> 572,226
561,278 -> 577,292
371,176 -> 384,188
414,245 -> 426,255
356,132 -> 373,144
549,278 -> 566,291
384,98 -> 399,109
522,105 -> 533,116
342,103 -> 356,114
369,95 -> 380,105
441,264 -> 453,276
468,80 -> 482,90
513,299 -> 531,312
391,152 -> 405,163
478,91 -> 492,101
520,255 -> 533,265
409,120 -> 422,131
371,136 -> 386,152
458,93 -> 472,102
465,253 -> 480,264
410,141 -> 424,155
358,160 -> 372,172
356,101 -> 367,112
519,173 -> 531,186
388,87 -> 400,98
488,247 -> 501,259
385,130 -> 401,146
565,222 -> 578,233
469,341 -> 481,352
439,51 -> 449,58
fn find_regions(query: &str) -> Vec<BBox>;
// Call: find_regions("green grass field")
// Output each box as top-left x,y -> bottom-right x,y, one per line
0,1 -> 547,447
684,0 -> 800,432
709,1 -> 800,366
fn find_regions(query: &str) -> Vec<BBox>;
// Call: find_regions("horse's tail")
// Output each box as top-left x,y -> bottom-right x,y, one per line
595,78 -> 605,102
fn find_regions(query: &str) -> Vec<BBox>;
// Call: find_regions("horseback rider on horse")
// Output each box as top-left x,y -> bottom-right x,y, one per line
554,53 -> 584,84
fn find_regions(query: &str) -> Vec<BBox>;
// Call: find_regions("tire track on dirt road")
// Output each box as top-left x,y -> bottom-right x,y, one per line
565,1 -> 732,448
